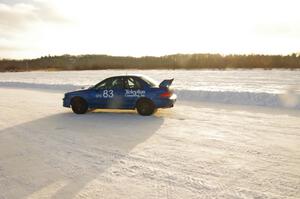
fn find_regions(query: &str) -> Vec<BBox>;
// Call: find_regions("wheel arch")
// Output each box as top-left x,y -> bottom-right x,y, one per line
70,96 -> 88,107
135,97 -> 156,109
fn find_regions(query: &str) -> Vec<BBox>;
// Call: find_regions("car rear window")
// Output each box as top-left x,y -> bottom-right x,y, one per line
140,76 -> 159,87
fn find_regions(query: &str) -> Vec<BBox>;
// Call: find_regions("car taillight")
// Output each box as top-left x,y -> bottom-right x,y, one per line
160,91 -> 172,98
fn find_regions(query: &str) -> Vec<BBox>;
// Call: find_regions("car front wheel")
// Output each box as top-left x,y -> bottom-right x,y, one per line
136,99 -> 156,116
71,97 -> 88,114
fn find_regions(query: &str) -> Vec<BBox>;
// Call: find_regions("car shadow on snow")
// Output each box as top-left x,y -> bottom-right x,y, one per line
0,111 -> 164,199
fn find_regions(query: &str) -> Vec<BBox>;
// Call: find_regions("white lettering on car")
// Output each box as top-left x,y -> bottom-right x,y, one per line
95,94 -> 102,98
125,89 -> 146,97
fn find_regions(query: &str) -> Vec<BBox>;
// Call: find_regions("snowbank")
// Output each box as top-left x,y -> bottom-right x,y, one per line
0,82 -> 299,109
177,89 -> 300,109
0,82 -> 81,92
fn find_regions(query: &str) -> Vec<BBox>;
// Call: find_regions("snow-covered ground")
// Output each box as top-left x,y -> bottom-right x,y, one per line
0,70 -> 300,198
0,69 -> 300,109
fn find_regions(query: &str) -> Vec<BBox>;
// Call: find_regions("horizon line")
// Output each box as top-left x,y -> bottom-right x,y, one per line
2,52 -> 300,60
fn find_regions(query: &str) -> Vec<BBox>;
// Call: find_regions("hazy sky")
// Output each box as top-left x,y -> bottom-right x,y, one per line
0,0 -> 300,59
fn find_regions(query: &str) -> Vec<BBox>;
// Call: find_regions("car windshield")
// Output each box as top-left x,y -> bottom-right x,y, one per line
140,75 -> 159,87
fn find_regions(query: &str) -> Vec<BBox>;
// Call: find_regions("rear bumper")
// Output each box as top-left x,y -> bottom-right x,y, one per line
156,94 -> 177,108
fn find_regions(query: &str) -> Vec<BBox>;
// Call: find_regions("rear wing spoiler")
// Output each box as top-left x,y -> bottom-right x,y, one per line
159,78 -> 174,88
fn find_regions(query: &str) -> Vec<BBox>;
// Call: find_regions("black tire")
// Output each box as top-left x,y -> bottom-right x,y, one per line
71,97 -> 88,114
136,99 -> 156,116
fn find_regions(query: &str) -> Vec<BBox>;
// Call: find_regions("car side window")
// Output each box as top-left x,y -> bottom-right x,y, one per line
110,77 -> 124,89
125,77 -> 142,89
95,77 -> 124,89
94,78 -> 112,89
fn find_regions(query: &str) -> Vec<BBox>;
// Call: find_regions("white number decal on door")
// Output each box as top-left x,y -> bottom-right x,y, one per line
103,90 -> 113,98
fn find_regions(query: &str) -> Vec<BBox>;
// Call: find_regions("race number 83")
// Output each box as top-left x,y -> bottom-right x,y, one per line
103,90 -> 113,98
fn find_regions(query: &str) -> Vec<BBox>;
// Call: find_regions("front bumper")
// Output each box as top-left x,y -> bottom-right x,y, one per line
63,97 -> 70,108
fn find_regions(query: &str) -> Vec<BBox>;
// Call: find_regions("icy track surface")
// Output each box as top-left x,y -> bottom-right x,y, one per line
0,69 -> 300,109
0,88 -> 299,199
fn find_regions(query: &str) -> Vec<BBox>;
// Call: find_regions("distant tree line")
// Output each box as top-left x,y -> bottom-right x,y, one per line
0,53 -> 300,72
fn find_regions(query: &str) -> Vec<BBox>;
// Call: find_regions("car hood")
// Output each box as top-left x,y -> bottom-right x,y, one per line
65,88 -> 90,96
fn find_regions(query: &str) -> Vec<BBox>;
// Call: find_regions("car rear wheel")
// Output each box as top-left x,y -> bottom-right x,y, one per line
136,99 -> 156,116
71,97 -> 88,114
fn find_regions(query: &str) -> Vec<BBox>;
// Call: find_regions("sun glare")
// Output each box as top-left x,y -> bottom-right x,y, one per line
0,0 -> 299,58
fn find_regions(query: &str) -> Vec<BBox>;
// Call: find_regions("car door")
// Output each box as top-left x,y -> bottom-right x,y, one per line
92,77 -> 125,108
106,77 -> 126,108
123,77 -> 145,108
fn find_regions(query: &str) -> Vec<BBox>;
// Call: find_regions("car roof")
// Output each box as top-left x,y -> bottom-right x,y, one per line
98,74 -> 159,87
109,74 -> 146,79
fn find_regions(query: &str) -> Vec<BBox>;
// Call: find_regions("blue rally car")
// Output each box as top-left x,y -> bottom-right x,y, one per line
63,75 -> 176,116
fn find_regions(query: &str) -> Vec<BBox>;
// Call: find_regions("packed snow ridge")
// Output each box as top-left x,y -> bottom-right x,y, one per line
0,82 -> 299,109
177,89 -> 300,109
